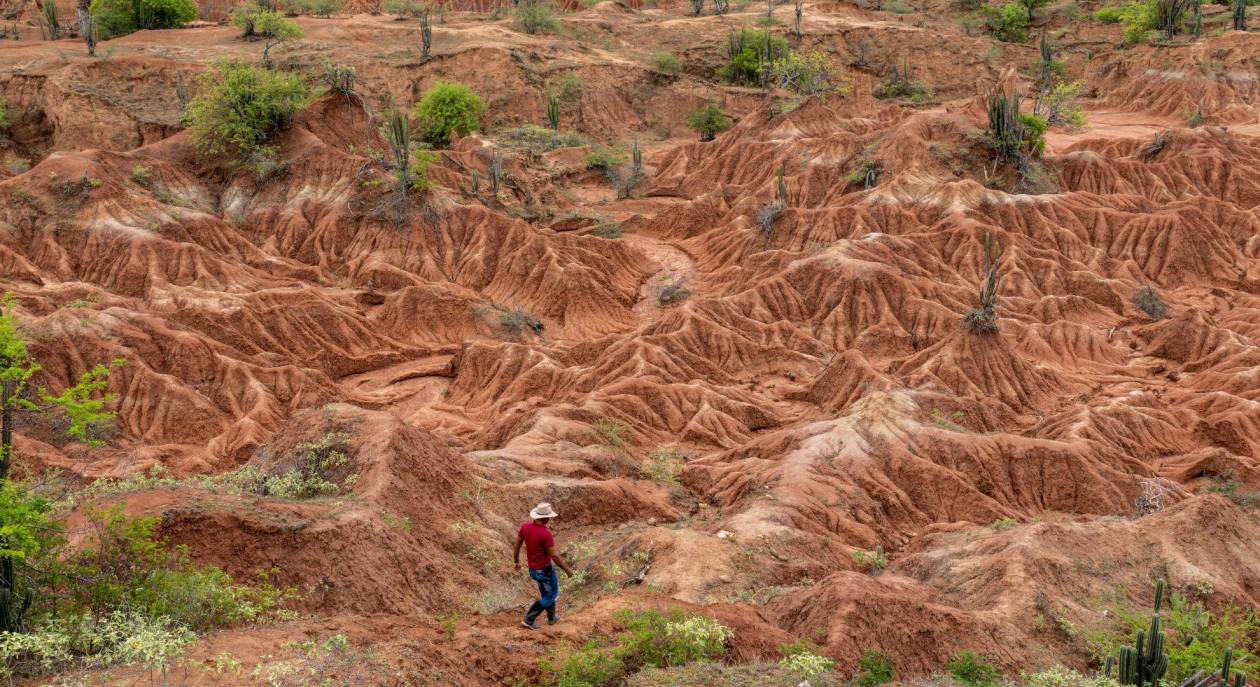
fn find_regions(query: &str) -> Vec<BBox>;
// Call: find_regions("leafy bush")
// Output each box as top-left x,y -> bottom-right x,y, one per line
515,0 -> 558,33
1025,666 -> 1122,687
288,0 -> 342,16
1095,5 -> 1124,21
584,146 -> 628,171
592,222 -> 623,239
1084,590 -> 1259,684
851,547 -> 887,574
412,81 -> 485,147
980,2 -> 1029,41
500,124 -> 585,152
88,0 -> 197,39
764,50 -> 845,95
687,103 -> 733,142
0,497 -> 293,681
648,52 -> 682,77
949,652 -> 1001,687
38,359 -> 123,447
1019,112 -> 1047,157
780,647 -> 835,678
1115,0 -> 1161,42
853,650 -> 894,687
541,609 -> 731,687
1039,82 -> 1086,129
184,62 -> 311,161
0,98 -> 8,132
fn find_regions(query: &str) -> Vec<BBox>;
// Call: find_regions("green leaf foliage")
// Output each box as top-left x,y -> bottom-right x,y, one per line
412,81 -> 485,147
183,61 -> 312,160
88,0 -> 198,39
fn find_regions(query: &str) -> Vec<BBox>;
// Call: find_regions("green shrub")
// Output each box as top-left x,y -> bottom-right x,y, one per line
1095,5 -> 1124,21
584,146 -> 628,171
541,609 -> 731,687
514,0 -> 558,33
592,222 -> 623,239
1039,82 -> 1086,129
853,650 -> 894,687
1025,666 -> 1122,687
382,0 -> 427,15
288,0 -> 342,16
412,81 -> 485,147
872,61 -> 929,101
500,124 -> 585,152
648,52 -> 682,77
88,0 -> 197,38
1117,0 -> 1160,42
780,650 -> 834,678
1019,112 -> 1047,156
851,547 -> 887,574
980,2 -> 1029,40
38,358 -> 123,447
686,103 -> 732,142
948,651 -> 1000,687
764,50 -> 846,95
0,98 -> 8,132
130,165 -> 152,185
183,61 -> 311,161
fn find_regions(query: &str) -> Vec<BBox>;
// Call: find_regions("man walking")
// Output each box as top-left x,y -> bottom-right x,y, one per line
514,502 -> 573,630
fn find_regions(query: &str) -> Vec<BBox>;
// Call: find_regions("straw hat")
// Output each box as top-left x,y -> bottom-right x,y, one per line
529,502 -> 558,519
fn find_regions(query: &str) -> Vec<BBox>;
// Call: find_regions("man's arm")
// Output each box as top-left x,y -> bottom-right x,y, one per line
513,534 -> 524,571
546,544 -> 573,577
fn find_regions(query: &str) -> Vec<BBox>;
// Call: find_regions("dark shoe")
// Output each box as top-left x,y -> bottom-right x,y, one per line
522,620 -> 539,630
547,616 -> 560,625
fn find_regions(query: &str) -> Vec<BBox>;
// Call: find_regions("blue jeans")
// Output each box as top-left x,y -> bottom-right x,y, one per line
524,565 -> 559,624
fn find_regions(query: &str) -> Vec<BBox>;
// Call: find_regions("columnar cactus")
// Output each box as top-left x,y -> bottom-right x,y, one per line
1116,580 -> 1169,687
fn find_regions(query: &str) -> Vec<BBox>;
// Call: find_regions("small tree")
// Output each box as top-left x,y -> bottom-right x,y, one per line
253,10 -> 303,67
687,103 -> 732,142
1018,0 -> 1048,21
39,359 -> 123,447
0,296 -> 39,481
77,0 -> 97,56
1232,0 -> 1245,29
412,80 -> 484,147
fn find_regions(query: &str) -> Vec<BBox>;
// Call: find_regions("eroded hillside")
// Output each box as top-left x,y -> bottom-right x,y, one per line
3,0 -> 1260,683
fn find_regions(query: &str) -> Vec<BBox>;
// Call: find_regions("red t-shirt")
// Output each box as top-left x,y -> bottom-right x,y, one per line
519,521 -> 554,570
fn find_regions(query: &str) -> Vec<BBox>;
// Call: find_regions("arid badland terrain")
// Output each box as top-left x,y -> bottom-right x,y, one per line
3,0 -> 1260,682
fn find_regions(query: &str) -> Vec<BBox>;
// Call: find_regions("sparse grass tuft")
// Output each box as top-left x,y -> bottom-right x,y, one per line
1132,284 -> 1169,319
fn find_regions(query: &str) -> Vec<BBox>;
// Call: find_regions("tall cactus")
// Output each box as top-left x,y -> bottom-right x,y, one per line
1,557 -> 33,633
383,108 -> 411,223
546,92 -> 560,145
1232,0 -> 1245,31
631,139 -> 642,177
420,11 -> 432,59
776,164 -> 787,205
1116,580 -> 1169,687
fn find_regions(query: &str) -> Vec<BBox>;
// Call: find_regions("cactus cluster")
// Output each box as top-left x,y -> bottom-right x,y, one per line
1105,580 -> 1168,687
987,88 -> 1027,161
1,558 -> 33,633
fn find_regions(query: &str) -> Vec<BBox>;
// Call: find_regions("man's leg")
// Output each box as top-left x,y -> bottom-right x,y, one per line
543,565 -> 560,623
524,568 -> 547,626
